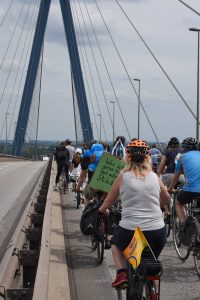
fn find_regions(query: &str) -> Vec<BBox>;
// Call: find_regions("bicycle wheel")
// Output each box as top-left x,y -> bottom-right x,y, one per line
76,191 -> 81,209
91,232 -> 97,251
165,223 -> 171,238
96,238 -> 104,264
142,280 -> 158,300
116,288 -> 123,300
126,264 -> 143,300
194,246 -> 200,277
172,208 -> 190,261
96,214 -> 106,264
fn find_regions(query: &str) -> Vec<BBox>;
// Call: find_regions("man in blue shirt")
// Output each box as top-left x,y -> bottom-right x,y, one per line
168,137 -> 200,225
149,143 -> 161,173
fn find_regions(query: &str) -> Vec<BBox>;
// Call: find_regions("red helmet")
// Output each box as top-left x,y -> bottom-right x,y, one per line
126,139 -> 150,161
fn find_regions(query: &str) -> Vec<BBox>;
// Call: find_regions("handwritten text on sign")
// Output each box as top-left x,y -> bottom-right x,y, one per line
89,152 -> 125,193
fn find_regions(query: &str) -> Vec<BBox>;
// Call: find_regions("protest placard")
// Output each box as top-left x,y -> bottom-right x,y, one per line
89,152 -> 125,193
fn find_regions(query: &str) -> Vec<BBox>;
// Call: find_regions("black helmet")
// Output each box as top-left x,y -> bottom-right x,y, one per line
167,137 -> 179,148
116,136 -> 126,145
182,137 -> 198,151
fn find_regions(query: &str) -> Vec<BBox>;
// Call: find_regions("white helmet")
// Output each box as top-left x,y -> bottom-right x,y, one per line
75,148 -> 82,154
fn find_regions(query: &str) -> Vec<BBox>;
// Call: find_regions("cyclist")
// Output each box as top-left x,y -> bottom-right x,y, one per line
157,137 -> 184,187
99,139 -> 169,288
54,141 -> 70,190
168,137 -> 200,242
65,139 -> 75,173
111,136 -> 126,159
77,141 -> 104,206
149,144 -> 161,173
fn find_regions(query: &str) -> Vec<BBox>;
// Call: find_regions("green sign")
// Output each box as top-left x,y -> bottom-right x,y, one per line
89,152 -> 125,193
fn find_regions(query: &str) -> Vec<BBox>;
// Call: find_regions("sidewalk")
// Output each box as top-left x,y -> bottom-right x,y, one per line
47,165 -> 71,300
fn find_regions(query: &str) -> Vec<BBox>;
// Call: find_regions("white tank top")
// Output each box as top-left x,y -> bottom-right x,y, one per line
119,171 -> 164,231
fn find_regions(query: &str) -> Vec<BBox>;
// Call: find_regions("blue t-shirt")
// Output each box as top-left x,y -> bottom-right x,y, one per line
176,151 -> 200,192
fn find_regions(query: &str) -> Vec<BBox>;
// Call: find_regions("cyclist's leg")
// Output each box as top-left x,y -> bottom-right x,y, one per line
55,163 -> 63,187
111,226 -> 134,287
64,163 -> 70,190
176,191 -> 193,224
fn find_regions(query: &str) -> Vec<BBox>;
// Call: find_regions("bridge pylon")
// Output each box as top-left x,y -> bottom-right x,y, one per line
11,0 -> 93,156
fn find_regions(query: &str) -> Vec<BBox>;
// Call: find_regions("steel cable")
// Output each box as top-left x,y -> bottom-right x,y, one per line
71,2 -> 99,139
114,0 -> 198,123
0,1 -> 33,139
75,0 -> 108,141
0,0 -> 16,28
95,1 -> 163,145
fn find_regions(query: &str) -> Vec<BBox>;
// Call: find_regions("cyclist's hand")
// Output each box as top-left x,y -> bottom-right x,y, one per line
167,189 -> 173,194
99,208 -> 109,216
76,186 -> 83,192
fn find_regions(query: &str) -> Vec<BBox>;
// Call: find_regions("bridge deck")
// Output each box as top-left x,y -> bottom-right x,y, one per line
47,165 -> 200,300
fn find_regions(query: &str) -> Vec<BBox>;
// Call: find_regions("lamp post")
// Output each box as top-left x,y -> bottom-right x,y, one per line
5,112 -> 10,154
97,114 -> 102,141
110,101 -> 115,144
189,27 -> 200,141
134,78 -> 141,139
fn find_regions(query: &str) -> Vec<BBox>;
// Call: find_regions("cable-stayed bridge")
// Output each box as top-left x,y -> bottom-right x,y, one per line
0,1 -> 200,299
0,0 -> 200,157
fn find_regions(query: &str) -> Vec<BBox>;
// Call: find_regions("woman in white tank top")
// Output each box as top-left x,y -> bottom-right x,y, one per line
99,139 -> 169,288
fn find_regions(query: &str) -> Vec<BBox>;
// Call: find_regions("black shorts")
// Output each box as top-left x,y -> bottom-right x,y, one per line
111,225 -> 166,259
177,190 -> 200,205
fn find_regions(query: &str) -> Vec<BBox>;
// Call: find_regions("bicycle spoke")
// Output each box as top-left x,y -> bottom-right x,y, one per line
173,217 -> 190,260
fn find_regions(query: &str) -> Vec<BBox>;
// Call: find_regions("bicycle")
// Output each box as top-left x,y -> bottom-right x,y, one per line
70,173 -> 83,209
173,193 -> 200,276
59,170 -> 67,194
116,248 -> 162,300
90,196 -> 121,265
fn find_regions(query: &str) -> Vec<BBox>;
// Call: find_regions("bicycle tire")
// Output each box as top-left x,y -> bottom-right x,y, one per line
126,264 -> 143,300
165,223 -> 171,238
143,280 -> 158,300
96,214 -> 107,264
91,233 -> 97,251
116,288 -> 123,300
194,247 -> 200,277
97,238 -> 104,264
76,192 -> 81,209
172,208 -> 190,261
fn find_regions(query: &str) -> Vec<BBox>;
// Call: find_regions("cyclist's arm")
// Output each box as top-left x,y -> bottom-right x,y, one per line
159,178 -> 170,208
167,172 -> 181,193
76,169 -> 87,191
157,155 -> 166,176
99,174 -> 122,214
168,159 -> 182,192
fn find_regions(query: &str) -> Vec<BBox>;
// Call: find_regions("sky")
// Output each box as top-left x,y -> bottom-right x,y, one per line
0,0 -> 200,145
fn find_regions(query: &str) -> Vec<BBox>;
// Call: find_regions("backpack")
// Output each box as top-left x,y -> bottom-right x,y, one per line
80,202 -> 100,235
56,149 -> 67,160
111,140 -> 126,160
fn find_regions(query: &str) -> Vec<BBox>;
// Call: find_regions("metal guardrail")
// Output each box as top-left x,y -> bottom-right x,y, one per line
0,157 -> 53,300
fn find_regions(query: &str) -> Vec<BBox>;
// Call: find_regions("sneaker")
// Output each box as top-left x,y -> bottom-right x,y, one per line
112,272 -> 128,288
